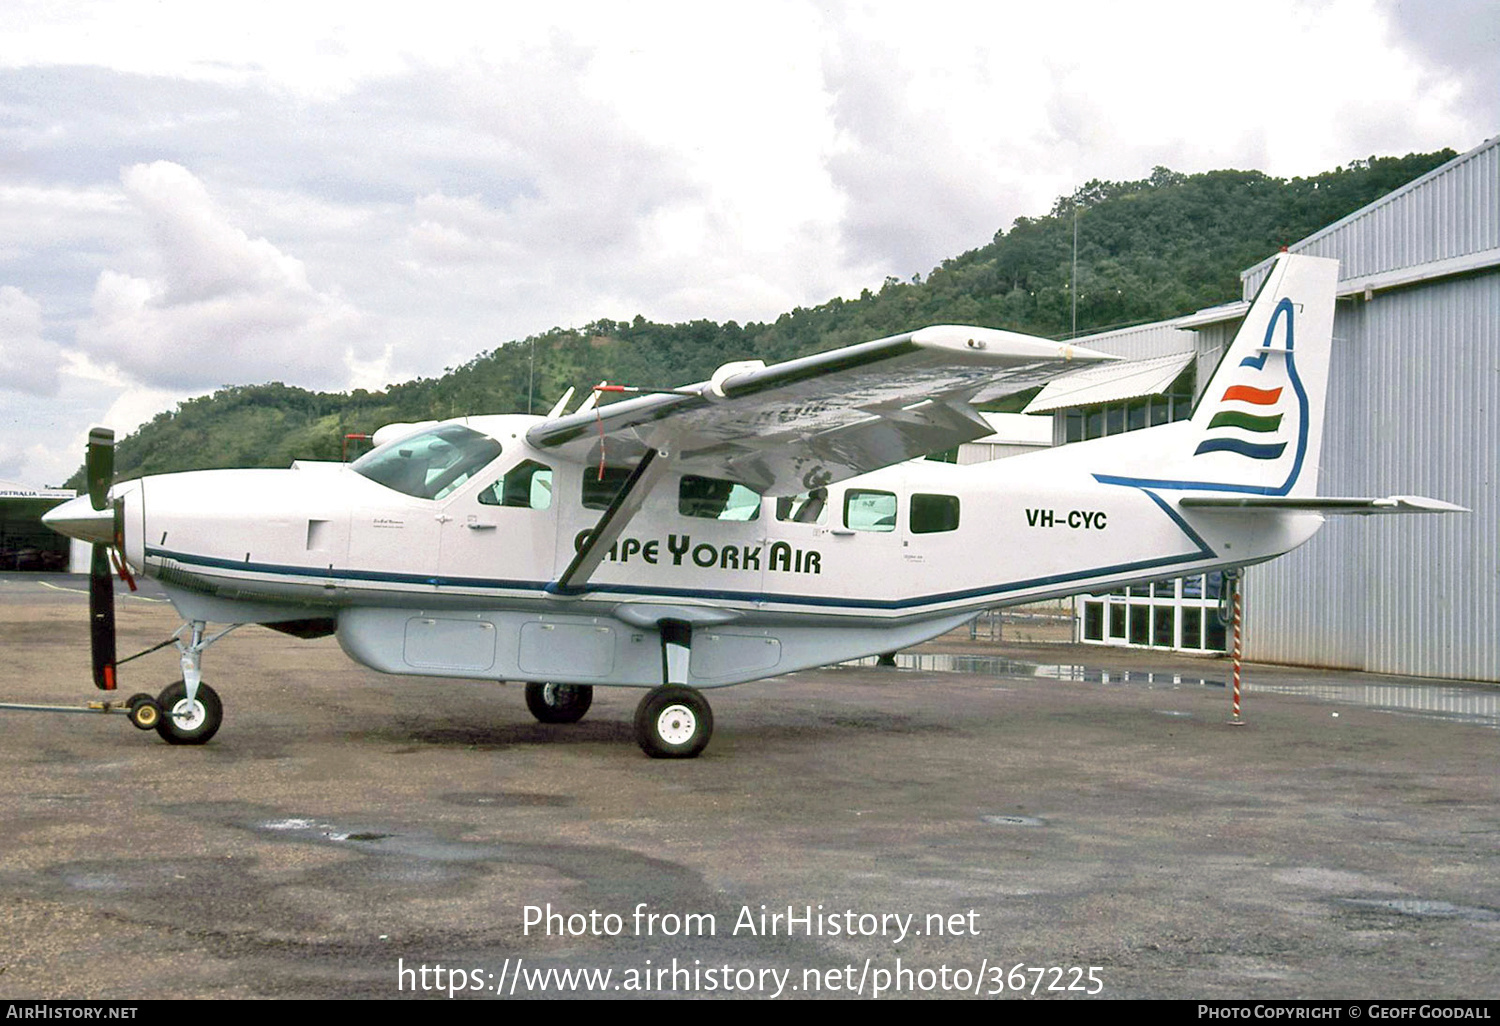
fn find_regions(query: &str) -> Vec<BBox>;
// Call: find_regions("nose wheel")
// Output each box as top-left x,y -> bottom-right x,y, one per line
633,685 -> 713,759
153,680 -> 223,745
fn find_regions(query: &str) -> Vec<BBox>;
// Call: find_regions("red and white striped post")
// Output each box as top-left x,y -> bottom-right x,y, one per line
1230,577 -> 1244,724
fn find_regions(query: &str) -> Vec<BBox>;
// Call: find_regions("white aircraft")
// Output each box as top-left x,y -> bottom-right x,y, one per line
44,253 -> 1462,757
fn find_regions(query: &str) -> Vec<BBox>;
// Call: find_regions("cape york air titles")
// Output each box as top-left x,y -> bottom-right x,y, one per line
574,532 -> 824,575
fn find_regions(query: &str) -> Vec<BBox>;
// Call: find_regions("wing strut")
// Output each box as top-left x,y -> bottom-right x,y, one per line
551,448 -> 673,595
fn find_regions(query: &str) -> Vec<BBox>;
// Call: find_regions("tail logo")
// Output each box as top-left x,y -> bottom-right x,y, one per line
1195,383 -> 1286,460
1193,297 -> 1302,468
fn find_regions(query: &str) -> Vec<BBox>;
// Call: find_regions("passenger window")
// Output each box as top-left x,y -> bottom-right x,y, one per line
844,489 -> 897,532
679,475 -> 761,521
479,460 -> 553,509
582,466 -> 634,510
910,493 -> 960,534
775,488 -> 828,524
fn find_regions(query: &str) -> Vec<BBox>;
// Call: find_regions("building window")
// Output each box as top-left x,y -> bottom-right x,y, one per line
1066,410 -> 1084,443
1062,364 -> 1196,443
1083,602 -> 1105,641
1076,573 -> 1228,654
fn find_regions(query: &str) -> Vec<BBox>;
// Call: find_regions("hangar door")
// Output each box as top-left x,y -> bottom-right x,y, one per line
0,496 -> 73,571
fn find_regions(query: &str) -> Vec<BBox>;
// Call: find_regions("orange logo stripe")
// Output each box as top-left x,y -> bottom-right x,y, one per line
1222,384 -> 1282,405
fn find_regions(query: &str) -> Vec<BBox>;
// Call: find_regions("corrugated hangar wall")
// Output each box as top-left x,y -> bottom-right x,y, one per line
1241,137 -> 1500,683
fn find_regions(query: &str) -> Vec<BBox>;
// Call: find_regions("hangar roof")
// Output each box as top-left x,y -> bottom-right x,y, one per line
1243,135 -> 1500,298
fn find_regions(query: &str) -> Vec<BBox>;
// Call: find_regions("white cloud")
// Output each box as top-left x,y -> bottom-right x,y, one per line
0,0 -> 1493,484
77,161 -> 369,390
0,286 -> 62,395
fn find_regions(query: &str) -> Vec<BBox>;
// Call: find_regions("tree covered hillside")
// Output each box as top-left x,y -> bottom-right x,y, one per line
82,149 -> 1454,485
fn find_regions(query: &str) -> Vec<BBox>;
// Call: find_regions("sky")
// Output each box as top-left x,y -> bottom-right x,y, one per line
1,0 -> 1496,486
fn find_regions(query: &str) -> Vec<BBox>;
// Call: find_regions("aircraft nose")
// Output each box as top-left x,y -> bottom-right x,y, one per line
42,494 -> 115,545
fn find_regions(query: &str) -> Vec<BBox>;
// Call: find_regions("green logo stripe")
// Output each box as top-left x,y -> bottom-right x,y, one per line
1207,410 -> 1282,433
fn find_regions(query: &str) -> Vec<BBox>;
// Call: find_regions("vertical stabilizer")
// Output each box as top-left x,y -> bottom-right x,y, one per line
1184,253 -> 1339,496
1093,252 -> 1340,497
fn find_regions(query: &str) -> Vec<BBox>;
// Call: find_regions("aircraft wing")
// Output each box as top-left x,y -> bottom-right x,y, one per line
527,325 -> 1117,494
1179,495 -> 1469,515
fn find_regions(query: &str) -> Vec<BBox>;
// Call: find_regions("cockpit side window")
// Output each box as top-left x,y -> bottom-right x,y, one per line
350,424 -> 504,500
479,460 -> 553,510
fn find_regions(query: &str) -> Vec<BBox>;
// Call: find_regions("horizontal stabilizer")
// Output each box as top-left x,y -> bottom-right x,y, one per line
1179,495 -> 1468,515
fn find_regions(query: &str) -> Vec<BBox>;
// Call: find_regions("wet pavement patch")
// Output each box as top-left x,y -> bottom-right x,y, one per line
848,653 -> 1500,729
1335,898 -> 1500,923
981,814 -> 1047,827
439,791 -> 573,808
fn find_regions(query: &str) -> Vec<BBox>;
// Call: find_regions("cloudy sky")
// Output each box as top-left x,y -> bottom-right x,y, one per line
1,0 -> 1496,486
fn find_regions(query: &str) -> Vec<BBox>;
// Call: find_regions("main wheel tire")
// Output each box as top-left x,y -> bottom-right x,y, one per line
154,680 -> 222,745
525,682 -> 593,724
633,685 -> 712,759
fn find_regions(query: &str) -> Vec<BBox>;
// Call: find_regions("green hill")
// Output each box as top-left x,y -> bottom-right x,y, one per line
76,149 -> 1455,486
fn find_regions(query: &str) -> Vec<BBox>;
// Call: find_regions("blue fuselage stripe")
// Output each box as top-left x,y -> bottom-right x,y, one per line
145,536 -> 1220,614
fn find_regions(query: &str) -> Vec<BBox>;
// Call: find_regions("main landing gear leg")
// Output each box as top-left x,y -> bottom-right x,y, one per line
633,620 -> 713,759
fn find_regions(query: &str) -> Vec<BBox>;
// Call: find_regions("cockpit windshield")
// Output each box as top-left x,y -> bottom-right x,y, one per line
350,424 -> 504,500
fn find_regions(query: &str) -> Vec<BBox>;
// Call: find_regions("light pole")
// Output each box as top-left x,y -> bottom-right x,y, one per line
1071,196 -> 1079,339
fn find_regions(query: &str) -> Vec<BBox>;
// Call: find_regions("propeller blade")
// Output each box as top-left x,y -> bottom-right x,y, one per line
89,543 -> 117,691
86,427 -> 115,512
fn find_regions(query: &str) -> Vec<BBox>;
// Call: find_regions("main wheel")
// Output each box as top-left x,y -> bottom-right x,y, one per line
154,680 -> 223,745
633,685 -> 712,759
525,682 -> 593,724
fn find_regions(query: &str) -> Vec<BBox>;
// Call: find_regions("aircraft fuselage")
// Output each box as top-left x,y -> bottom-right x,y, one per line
113,413 -> 1321,689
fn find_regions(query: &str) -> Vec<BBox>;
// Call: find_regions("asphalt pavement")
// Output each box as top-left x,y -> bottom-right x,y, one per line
0,574 -> 1495,1000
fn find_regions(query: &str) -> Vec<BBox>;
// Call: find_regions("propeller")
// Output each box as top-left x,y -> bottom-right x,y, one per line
85,428 -> 117,691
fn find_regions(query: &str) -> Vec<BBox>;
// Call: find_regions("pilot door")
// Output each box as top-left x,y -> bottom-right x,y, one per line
437,457 -> 559,587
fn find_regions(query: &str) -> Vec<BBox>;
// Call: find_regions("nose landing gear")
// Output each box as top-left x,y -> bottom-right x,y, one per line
153,679 -> 223,745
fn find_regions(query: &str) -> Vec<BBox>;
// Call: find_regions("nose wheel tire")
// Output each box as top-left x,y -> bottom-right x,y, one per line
154,680 -> 223,745
633,685 -> 713,759
525,682 -> 593,724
